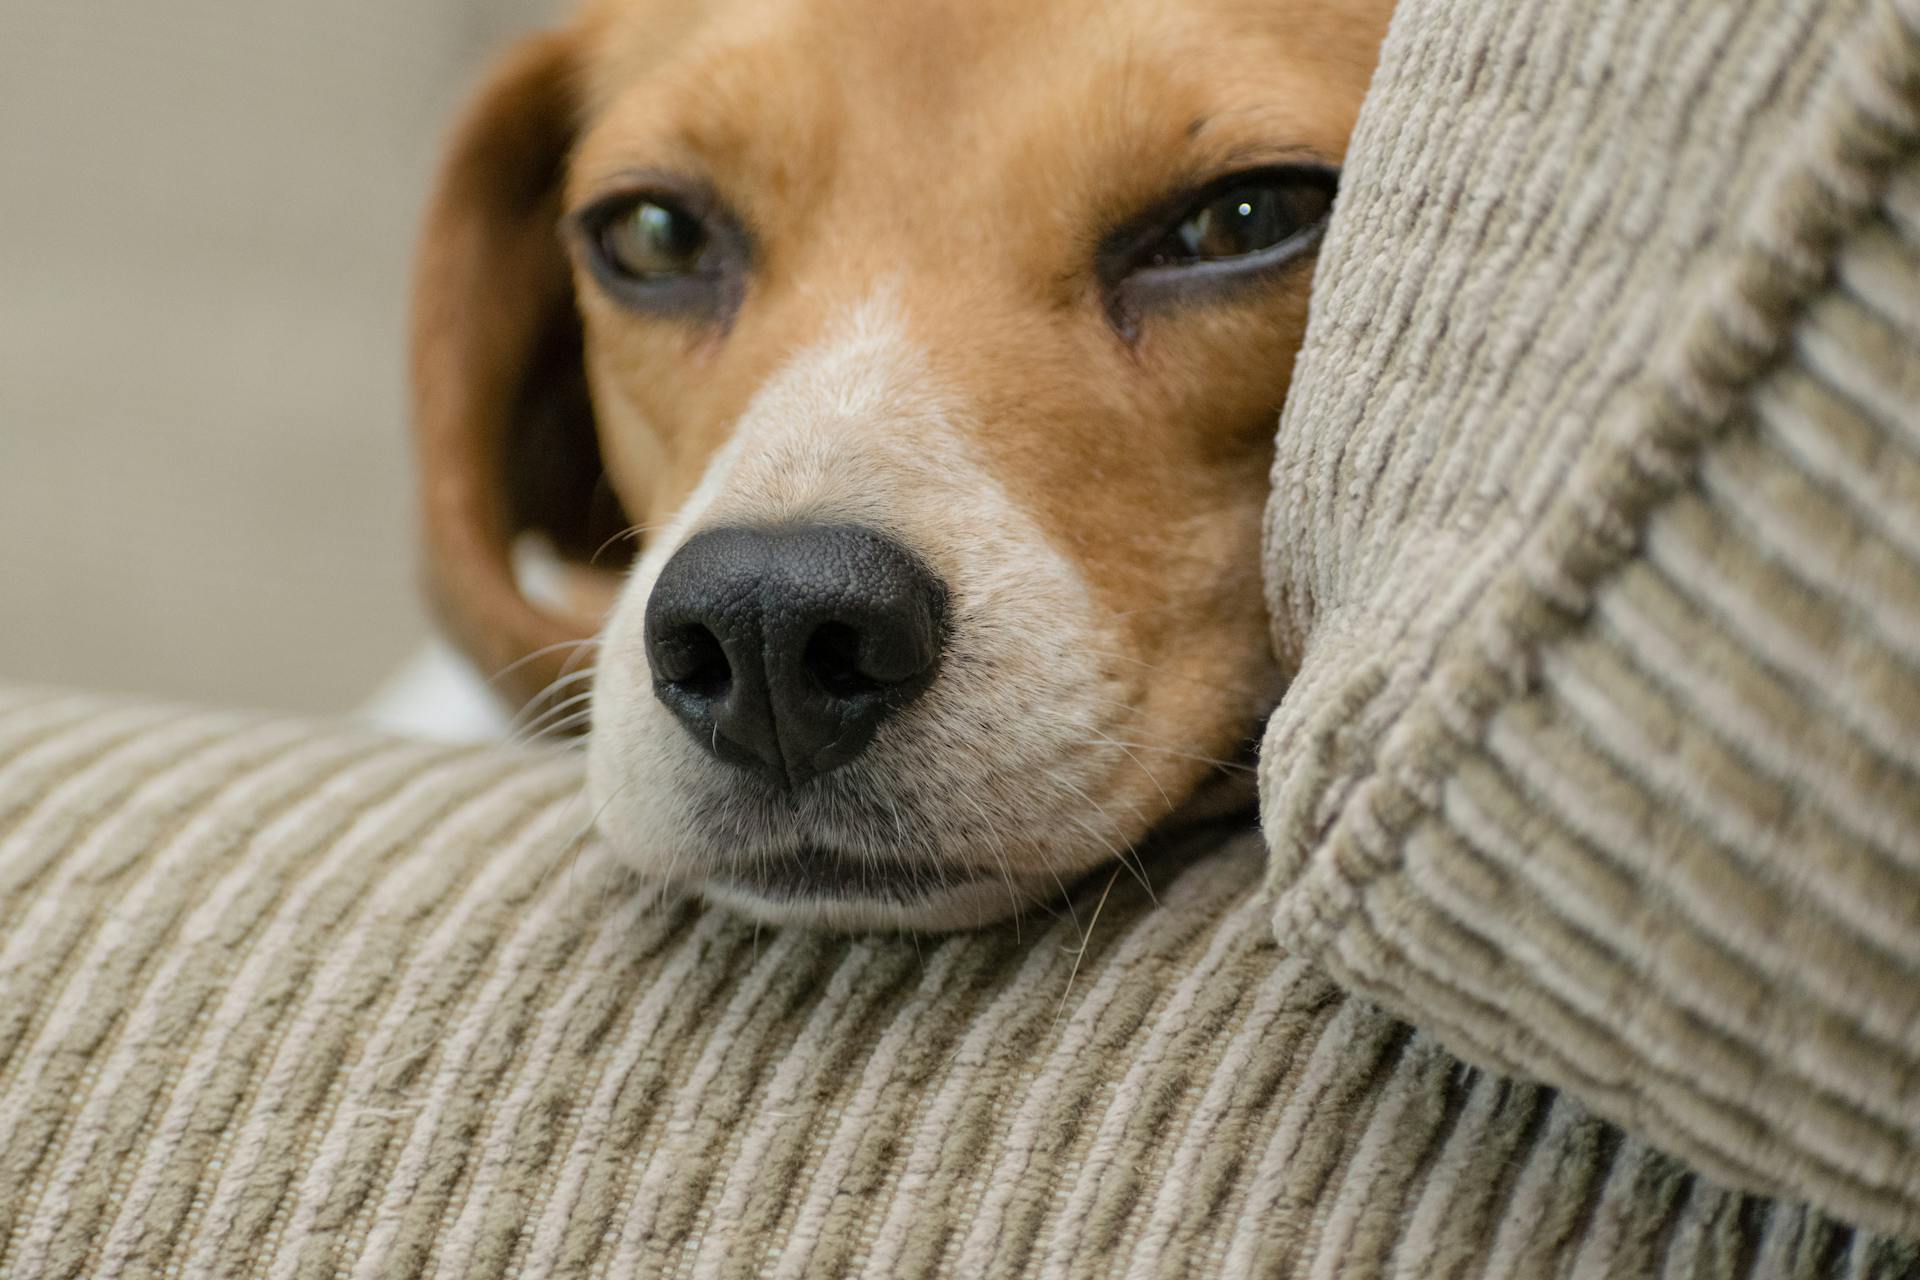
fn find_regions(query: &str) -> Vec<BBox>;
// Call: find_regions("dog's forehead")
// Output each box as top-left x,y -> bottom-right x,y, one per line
577,0 -> 1122,93
568,0 -> 1392,177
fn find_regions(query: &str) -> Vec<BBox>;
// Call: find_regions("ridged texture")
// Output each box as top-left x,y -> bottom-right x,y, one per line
0,689 -> 1911,1277
1262,0 -> 1920,1238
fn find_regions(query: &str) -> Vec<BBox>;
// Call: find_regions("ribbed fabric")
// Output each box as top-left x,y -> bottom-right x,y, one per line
1263,0 -> 1920,1239
0,689 -> 1911,1277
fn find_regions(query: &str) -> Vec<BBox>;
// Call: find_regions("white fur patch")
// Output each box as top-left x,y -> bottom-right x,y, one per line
588,292 -> 1133,929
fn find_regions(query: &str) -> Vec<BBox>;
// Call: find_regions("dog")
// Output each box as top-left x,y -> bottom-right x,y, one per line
412,0 -> 1394,930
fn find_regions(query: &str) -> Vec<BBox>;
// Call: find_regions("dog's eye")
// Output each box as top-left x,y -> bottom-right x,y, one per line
1149,182 -> 1326,266
599,198 -> 711,279
1100,165 -> 1339,334
569,183 -> 750,322
1142,172 -> 1336,270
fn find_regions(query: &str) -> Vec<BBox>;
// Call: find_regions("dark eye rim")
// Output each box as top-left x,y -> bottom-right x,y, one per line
1097,163 -> 1340,330
564,174 -> 753,324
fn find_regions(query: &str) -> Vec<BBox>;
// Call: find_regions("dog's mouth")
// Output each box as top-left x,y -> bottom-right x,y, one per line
623,723 -> 1271,930
702,844 -> 993,904
691,843 -> 1049,931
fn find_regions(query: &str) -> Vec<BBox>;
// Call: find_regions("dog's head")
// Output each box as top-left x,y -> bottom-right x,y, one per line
413,0 -> 1392,929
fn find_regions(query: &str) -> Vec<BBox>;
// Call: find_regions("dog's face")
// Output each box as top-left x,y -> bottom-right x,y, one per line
414,0 -> 1392,929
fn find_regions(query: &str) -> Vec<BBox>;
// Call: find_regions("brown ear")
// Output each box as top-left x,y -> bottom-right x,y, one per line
411,32 -> 630,715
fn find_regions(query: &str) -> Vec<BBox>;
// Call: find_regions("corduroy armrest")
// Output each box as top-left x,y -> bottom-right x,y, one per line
1262,0 -> 1920,1237
0,689 -> 1909,1276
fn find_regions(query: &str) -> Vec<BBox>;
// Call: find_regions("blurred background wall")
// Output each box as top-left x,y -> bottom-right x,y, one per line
0,0 -> 561,714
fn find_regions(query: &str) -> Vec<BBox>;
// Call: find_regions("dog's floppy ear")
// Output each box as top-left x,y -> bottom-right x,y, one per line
412,31 -> 630,715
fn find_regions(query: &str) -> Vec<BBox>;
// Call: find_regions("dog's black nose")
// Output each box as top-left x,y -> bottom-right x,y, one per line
644,524 -> 947,789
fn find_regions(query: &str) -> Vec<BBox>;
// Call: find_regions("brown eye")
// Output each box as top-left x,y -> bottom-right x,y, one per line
600,198 -> 710,279
570,182 -> 751,322
1146,176 -> 1335,269
1097,164 -> 1339,338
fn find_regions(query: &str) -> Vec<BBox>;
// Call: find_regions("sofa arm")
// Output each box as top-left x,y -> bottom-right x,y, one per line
1263,0 -> 1920,1237
0,689 -> 1908,1276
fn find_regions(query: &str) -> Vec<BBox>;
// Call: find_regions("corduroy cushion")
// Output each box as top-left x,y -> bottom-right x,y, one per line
1262,0 -> 1920,1238
1,689 -> 1914,1277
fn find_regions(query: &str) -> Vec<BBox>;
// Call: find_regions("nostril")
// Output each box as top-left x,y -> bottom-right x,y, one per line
804,622 -> 886,699
654,624 -> 731,699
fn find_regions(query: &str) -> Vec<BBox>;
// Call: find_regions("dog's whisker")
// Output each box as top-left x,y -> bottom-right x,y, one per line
1054,866 -> 1123,1032
952,743 -> 1067,911
520,727 -> 592,758
591,520 -> 670,567
1077,716 -> 1265,773
523,663 -> 600,701
510,679 -> 591,729
1089,733 -> 1257,776
1070,813 -> 1158,906
519,666 -> 599,715
539,786 -> 613,913
512,696 -> 597,747
551,776 -> 655,923
964,797 -> 1029,929
1099,737 -> 1176,813
1080,648 -> 1273,699
522,710 -> 595,747
1069,734 -> 1183,894
503,672 -> 600,748
508,676 -> 599,743
1066,694 -> 1262,764
558,642 -> 604,680
532,714 -> 595,745
489,638 -> 602,689
1048,773 -> 1157,907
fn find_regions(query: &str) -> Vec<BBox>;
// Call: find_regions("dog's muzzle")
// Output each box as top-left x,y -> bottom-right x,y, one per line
643,523 -> 948,791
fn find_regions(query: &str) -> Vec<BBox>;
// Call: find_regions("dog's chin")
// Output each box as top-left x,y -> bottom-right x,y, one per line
694,875 -> 1040,932
674,844 -> 1052,931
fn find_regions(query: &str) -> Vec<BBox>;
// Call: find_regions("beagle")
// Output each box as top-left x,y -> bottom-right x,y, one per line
412,0 -> 1394,930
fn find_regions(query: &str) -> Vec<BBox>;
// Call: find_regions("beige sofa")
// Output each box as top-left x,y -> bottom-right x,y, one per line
0,0 -> 1914,1273
0,689 -> 1909,1277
